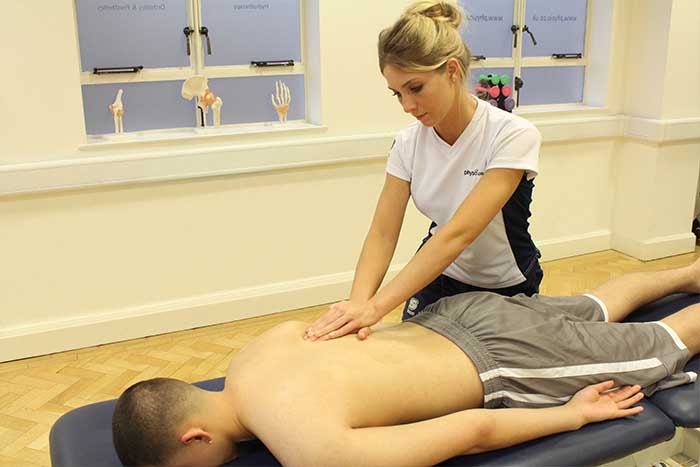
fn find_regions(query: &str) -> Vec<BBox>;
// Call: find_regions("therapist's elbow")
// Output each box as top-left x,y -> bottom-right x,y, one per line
367,221 -> 401,245
439,226 -> 477,256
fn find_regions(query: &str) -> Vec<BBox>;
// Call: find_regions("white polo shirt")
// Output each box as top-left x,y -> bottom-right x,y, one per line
386,96 -> 541,288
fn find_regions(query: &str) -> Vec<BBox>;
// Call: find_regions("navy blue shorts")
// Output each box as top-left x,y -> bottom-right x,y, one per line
401,228 -> 544,321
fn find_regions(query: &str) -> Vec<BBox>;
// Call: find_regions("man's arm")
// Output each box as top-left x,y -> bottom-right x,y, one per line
344,405 -> 578,466
341,382 -> 643,467
266,405 -> 576,467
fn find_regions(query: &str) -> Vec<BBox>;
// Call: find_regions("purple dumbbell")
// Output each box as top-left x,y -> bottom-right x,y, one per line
504,97 -> 515,112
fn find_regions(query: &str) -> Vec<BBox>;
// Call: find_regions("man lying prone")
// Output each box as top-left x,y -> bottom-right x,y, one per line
112,260 -> 700,466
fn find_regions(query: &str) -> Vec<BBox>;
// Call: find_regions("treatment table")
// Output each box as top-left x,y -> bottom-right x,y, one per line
50,294 -> 699,466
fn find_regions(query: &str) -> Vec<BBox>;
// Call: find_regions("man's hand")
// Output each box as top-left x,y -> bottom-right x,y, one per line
566,380 -> 644,427
305,300 -> 382,341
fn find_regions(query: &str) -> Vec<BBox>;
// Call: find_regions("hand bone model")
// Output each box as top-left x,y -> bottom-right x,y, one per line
108,89 -> 125,134
181,76 -> 223,127
271,80 -> 291,123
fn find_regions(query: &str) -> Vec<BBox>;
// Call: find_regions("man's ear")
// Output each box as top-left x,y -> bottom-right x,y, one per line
180,427 -> 212,445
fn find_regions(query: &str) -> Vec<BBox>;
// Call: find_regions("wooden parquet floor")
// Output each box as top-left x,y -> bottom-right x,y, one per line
1,248 -> 699,466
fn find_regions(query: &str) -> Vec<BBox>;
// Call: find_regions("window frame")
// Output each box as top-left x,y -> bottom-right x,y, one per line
75,0 -> 313,144
468,0 -> 595,112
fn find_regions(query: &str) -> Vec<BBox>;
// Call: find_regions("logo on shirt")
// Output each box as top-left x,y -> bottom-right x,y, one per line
464,169 -> 485,176
407,297 -> 420,315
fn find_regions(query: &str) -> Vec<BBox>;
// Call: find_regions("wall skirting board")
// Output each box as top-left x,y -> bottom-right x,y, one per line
612,232 -> 698,262
538,231 -> 698,264
536,230 -> 612,262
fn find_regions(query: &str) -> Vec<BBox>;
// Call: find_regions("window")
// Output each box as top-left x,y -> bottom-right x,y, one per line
461,0 -> 590,108
75,0 -> 311,141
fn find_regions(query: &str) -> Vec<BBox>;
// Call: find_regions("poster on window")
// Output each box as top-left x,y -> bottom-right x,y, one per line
200,0 -> 301,66
75,0 -> 190,71
523,0 -> 587,57
460,0 -> 515,59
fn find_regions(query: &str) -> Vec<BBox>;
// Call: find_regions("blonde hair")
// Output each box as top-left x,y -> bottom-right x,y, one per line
378,1 -> 471,81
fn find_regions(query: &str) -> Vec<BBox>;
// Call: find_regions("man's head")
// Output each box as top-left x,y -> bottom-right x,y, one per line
112,377 -> 236,466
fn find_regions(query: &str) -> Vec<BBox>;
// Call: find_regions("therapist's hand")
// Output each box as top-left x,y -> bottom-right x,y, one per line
305,300 -> 381,341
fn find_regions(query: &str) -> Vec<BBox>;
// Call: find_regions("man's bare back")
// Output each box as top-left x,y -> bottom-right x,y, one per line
226,321 -> 484,432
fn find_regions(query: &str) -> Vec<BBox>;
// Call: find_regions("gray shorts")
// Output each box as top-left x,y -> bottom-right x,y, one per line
408,292 -> 696,408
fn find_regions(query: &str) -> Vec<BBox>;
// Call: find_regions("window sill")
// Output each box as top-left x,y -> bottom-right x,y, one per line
514,103 -> 612,119
79,120 -> 326,151
3,129 -> 393,197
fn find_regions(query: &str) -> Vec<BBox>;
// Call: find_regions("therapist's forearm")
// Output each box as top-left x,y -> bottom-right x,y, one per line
370,229 -> 469,317
349,229 -> 400,304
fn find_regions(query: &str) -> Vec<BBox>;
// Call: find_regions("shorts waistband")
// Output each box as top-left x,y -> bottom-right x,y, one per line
408,311 -> 504,408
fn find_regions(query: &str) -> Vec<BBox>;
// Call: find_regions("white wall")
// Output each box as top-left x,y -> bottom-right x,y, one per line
1,0 -> 698,361
530,140 -> 616,258
663,0 -> 700,119
611,0 -> 700,260
2,2 -> 85,163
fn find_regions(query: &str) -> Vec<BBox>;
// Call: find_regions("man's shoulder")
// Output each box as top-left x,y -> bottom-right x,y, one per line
228,320 -> 315,417
266,320 -> 308,339
242,320 -> 307,342
226,321 -> 306,374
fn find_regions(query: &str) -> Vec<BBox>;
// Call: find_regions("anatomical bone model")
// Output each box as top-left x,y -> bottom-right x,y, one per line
271,80 -> 291,123
181,76 -> 223,127
108,89 -> 125,134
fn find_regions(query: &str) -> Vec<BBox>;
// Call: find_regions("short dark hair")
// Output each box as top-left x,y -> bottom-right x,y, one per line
112,378 -> 196,466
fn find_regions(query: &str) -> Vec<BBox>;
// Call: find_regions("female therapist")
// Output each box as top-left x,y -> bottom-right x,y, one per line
306,0 -> 543,341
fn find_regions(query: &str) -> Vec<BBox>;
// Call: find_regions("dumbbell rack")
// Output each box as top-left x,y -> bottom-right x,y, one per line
475,73 -> 520,113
